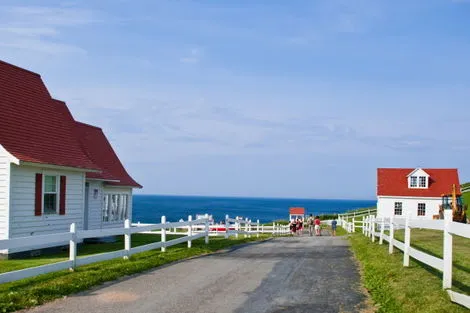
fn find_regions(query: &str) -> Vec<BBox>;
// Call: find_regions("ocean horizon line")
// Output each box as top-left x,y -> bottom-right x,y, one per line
134,193 -> 376,203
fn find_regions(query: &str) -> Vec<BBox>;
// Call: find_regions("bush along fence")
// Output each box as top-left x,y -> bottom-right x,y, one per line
340,210 -> 470,309
0,214 -> 291,285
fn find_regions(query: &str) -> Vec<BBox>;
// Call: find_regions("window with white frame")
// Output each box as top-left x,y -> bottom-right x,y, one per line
417,203 -> 426,216
44,175 -> 58,214
102,194 -> 129,222
410,176 -> 417,188
419,176 -> 427,188
394,202 -> 402,215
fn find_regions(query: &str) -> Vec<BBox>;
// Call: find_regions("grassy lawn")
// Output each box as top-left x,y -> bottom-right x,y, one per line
0,234 -> 270,313
348,229 -> 470,313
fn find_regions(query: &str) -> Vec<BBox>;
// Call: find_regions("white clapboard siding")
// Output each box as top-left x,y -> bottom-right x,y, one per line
9,165 -> 85,243
0,149 -> 10,241
86,181 -> 103,230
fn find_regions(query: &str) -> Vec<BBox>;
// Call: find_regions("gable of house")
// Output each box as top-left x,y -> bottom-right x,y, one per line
0,59 -> 142,244
0,60 -> 98,171
377,168 -> 460,198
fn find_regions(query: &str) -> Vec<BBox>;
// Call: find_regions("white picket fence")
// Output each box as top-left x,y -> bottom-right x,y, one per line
0,213 -> 279,285
341,210 -> 470,309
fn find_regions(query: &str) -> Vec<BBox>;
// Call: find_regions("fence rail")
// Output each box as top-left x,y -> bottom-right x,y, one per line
0,213 -> 293,284
341,211 -> 470,309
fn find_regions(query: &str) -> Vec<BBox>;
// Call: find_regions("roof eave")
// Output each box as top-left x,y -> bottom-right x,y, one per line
20,161 -> 101,173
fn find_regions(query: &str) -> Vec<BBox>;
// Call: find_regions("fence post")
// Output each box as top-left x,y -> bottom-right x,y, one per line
364,217 -> 368,236
362,216 -> 366,234
443,210 -> 453,289
161,216 -> 166,252
261,224 -> 264,234
236,216 -> 240,239
244,218 -> 248,238
188,215 -> 192,248
257,219 -> 260,238
352,217 -> 356,233
371,216 -> 376,242
389,215 -> 395,254
379,218 -> 385,245
404,213 -> 411,267
272,221 -> 275,236
225,214 -> 229,239
124,219 -> 131,258
69,223 -> 77,271
205,213 -> 210,244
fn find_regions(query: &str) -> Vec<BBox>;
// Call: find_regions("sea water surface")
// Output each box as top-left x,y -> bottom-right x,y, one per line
133,195 -> 376,224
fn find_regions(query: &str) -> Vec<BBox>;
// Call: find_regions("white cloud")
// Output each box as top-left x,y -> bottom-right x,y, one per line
0,5 -> 97,55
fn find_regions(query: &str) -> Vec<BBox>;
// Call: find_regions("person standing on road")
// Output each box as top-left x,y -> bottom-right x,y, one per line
297,218 -> 303,236
331,219 -> 337,236
307,214 -> 315,236
314,216 -> 321,236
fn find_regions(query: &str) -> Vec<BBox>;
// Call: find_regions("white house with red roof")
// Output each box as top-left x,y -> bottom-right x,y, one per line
376,168 -> 460,219
0,60 -> 141,253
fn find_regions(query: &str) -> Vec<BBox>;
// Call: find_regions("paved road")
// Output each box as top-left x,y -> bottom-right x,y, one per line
26,235 -> 369,313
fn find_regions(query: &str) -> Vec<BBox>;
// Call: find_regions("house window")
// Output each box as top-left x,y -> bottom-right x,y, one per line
102,194 -> 128,222
419,176 -> 427,188
394,202 -> 403,215
44,175 -> 58,214
418,203 -> 426,216
410,176 -> 417,188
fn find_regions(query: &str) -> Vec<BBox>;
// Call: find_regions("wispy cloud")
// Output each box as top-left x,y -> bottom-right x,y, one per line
0,5 -> 97,55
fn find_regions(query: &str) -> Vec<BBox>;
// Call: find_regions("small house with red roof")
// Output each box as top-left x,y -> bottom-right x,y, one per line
377,168 -> 460,219
289,207 -> 305,221
0,60 -> 141,253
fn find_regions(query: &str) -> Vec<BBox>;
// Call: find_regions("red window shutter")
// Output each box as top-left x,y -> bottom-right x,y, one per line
59,176 -> 66,215
35,173 -> 42,216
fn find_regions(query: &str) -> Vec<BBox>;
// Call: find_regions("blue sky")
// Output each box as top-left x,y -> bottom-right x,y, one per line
1,1 -> 470,199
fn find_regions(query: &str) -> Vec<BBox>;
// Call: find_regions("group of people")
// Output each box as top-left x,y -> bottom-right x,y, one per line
289,214 -> 337,236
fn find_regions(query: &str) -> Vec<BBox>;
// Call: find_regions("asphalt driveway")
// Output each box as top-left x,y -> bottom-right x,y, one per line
25,235 -> 369,313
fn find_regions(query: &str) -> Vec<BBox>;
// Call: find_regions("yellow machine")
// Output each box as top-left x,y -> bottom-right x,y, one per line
437,184 -> 467,223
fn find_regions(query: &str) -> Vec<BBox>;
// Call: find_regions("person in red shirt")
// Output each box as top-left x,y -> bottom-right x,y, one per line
314,216 -> 321,236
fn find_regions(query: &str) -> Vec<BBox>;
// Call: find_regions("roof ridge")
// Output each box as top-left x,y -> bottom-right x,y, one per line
75,121 -> 103,130
0,59 -> 41,77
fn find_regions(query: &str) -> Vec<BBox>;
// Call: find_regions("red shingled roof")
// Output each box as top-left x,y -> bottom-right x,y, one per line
289,207 -> 305,214
0,60 -> 141,188
0,60 -> 98,170
377,168 -> 459,197
75,122 -> 142,188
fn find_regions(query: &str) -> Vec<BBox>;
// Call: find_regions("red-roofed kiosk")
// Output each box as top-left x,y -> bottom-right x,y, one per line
289,207 -> 305,221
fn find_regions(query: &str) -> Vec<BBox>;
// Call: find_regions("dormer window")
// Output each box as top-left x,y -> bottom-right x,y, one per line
407,168 -> 430,189
419,176 -> 427,188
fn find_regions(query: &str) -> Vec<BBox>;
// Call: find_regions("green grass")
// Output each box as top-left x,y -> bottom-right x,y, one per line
348,230 -> 470,313
0,234 -> 270,312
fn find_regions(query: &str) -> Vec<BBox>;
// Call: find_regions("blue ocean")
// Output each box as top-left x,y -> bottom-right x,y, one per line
133,195 -> 376,224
